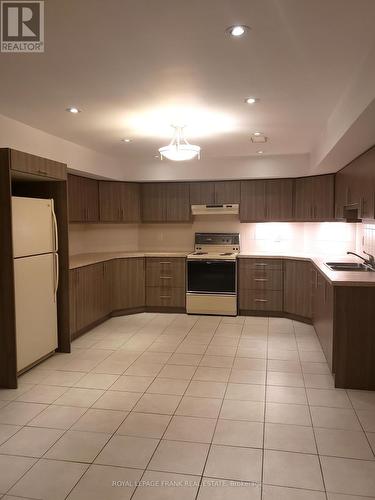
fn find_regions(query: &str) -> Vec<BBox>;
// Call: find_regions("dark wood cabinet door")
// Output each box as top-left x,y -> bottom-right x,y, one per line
284,260 -> 312,319
335,170 -> 349,219
240,180 -> 266,221
165,182 -> 191,222
265,179 -> 293,221
141,183 -> 166,222
214,181 -> 241,204
113,258 -> 145,311
312,175 -> 335,220
189,182 -> 215,205
75,263 -> 107,332
295,177 -> 313,220
10,149 -> 67,180
68,174 -> 99,223
312,269 -> 334,369
69,270 -> 77,336
99,182 -> 141,222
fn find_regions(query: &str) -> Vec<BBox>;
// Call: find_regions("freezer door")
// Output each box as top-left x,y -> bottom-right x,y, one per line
12,196 -> 56,258
14,253 -> 58,372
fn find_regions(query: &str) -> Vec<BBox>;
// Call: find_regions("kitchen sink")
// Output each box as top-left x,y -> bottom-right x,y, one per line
325,262 -> 375,272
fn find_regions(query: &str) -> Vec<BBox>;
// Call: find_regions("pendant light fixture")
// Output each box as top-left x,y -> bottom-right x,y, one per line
158,125 -> 201,161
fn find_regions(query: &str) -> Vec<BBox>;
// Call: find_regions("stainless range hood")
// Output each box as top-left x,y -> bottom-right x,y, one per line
191,204 -> 239,215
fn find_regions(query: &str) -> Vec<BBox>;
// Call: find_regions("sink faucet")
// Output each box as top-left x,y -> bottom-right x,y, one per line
347,251 -> 375,269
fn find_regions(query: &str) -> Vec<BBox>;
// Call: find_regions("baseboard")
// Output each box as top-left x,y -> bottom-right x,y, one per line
145,306 -> 186,314
239,310 -> 312,325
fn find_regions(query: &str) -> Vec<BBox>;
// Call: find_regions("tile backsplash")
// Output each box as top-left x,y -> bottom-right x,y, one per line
363,223 -> 375,255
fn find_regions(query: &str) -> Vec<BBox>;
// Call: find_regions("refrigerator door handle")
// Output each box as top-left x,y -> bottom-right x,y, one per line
54,253 -> 59,302
51,199 -> 59,252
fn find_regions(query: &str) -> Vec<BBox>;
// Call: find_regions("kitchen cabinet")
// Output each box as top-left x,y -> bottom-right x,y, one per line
10,149 -> 67,180
284,260 -> 312,319
240,179 -> 293,222
312,268 -> 334,370
335,147 -> 375,220
295,175 -> 334,221
99,181 -> 141,223
112,258 -> 145,311
141,182 -> 191,222
68,174 -> 99,223
238,258 -> 283,313
146,257 -> 186,309
190,181 -> 240,205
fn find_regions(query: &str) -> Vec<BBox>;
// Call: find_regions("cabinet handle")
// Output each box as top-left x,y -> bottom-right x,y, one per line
254,278 -> 268,282
254,298 -> 268,302
160,276 -> 172,279
254,263 -> 267,267
37,169 -> 48,175
160,295 -> 171,299
160,261 -> 172,265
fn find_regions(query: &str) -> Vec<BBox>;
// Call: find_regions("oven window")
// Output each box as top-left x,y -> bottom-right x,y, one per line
187,260 -> 236,294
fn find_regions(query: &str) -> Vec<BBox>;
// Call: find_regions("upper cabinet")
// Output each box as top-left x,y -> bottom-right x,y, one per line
335,147 -> 375,221
68,174 -> 99,223
190,181 -> 240,205
240,179 -> 293,222
141,182 -> 191,222
99,181 -> 141,223
295,175 -> 334,221
10,149 -> 66,180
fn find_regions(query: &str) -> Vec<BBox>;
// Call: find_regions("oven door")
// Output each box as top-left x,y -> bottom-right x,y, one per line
187,259 -> 236,294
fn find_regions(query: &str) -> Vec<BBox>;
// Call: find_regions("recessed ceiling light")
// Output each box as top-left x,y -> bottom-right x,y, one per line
226,25 -> 249,37
121,138 -> 131,143
245,97 -> 258,104
66,107 -> 81,114
257,150 -> 264,154
253,131 -> 262,136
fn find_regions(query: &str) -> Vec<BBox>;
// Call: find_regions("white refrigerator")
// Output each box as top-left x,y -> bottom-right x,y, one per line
12,196 -> 59,372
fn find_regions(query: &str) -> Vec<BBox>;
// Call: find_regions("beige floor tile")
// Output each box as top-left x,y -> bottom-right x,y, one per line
117,412 -> 171,438
213,419 -> 263,448
71,408 -> 128,433
176,396 -> 222,418
236,347 -> 267,359
315,428 -> 374,459
134,393 -> 181,415
67,464 -> 142,500
0,423 -> 22,445
0,426 -> 63,457
15,384 -> 68,404
230,369 -> 266,384
357,409 -> 375,432
220,400 -> 264,422
299,351 -> 327,363
0,383 -> 35,401
199,355 -> 234,368
367,431 -> 375,453
27,405 -> 86,429
164,416 -> 216,443
146,378 -> 189,396
8,458 -> 88,499
268,350 -> 299,361
125,362 -> 163,377
39,370 -> 86,386
204,444 -> 262,482
110,375 -> 154,392
264,422 -> 316,453
167,353 -> 202,366
225,383 -> 265,402
74,373 -> 119,390
95,434 -> 159,468
347,390 -> 375,410
306,389 -> 351,408
149,439 -> 209,475
91,358 -> 133,375
266,386 -> 307,405
0,401 -> 48,425
133,470 -> 200,500
137,352 -> 172,364
45,429 -> 111,462
176,343 -> 207,355
301,362 -> 331,374
263,485 -> 326,500
233,358 -> 266,371
0,454 -> 36,494
0,400 -> 9,409
92,390 -> 142,411
303,373 -> 335,389
267,360 -> 302,373
186,381 -> 226,398
263,449 -> 324,490
326,494 -> 371,500
205,346 -> 237,357
198,477 -> 261,499
54,387 -> 104,408
267,371 -> 305,388
321,455 -> 375,496
158,365 -> 196,380
193,367 -> 231,383
310,406 -> 361,430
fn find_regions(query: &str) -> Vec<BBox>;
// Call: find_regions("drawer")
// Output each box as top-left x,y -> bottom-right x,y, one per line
239,268 -> 283,291
239,258 -> 283,271
239,289 -> 283,312
146,286 -> 185,308
146,257 -> 186,287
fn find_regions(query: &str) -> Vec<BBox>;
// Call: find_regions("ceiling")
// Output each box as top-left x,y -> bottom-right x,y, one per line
0,0 -> 375,176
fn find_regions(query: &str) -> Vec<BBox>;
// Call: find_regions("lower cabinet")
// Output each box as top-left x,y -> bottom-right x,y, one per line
145,257 -> 186,309
238,259 -> 283,313
312,268 -> 334,370
283,260 -> 313,319
112,258 -> 145,312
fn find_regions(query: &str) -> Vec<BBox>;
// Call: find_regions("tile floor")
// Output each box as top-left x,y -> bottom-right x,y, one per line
0,313 -> 375,499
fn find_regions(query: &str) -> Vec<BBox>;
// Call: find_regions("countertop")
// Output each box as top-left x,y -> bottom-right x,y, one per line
69,251 -> 375,286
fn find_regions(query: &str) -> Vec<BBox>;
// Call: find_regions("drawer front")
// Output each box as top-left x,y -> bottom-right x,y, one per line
146,286 -> 185,308
239,258 -> 283,271
239,289 -> 283,312
146,258 -> 186,287
240,268 -> 283,291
